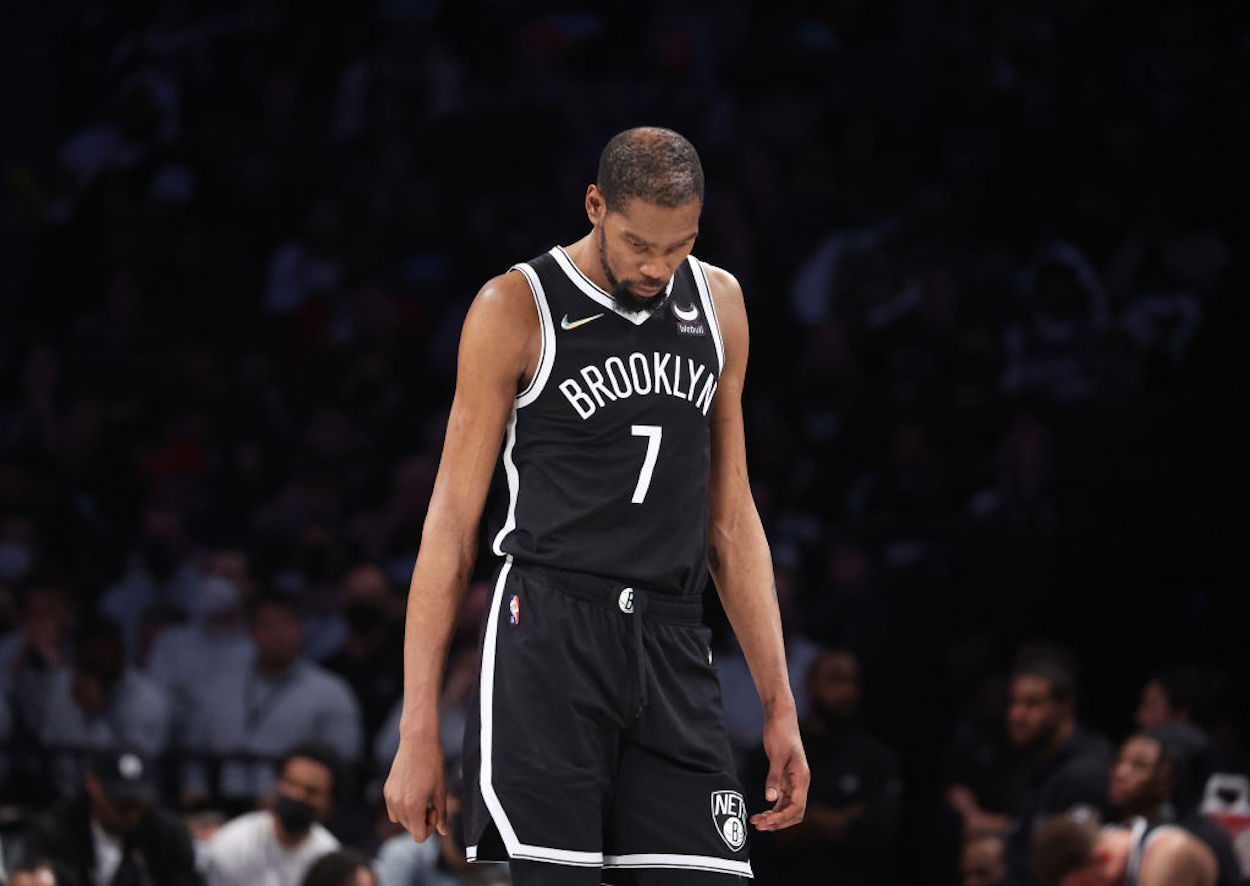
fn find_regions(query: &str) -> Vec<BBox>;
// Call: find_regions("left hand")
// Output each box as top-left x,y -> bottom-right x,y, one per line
749,711 -> 809,831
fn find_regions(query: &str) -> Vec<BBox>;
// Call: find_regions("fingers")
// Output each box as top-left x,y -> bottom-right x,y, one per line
431,781 -> 449,836
752,752 -> 809,831
384,783 -> 436,842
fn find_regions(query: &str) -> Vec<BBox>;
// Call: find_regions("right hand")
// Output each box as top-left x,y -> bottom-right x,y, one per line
384,728 -> 448,842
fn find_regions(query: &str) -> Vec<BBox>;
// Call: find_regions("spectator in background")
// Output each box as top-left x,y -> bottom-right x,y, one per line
1031,813 -> 1217,886
186,592 -> 361,805
321,565 -> 403,747
962,830 -> 1006,886
144,576 -> 252,748
37,618 -> 170,792
749,648 -> 902,884
1107,729 -> 1240,886
1136,666 -> 1209,730
0,574 -> 76,737
19,747 -> 201,886
949,642 -> 1112,886
97,507 -> 204,663
300,849 -> 377,886
203,743 -> 341,886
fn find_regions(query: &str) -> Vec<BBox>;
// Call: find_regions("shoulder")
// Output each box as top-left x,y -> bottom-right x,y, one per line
121,669 -> 169,704
209,811 -> 269,856
308,823 -> 341,853
468,270 -> 542,329
692,259 -> 747,367
693,260 -> 745,312
300,662 -> 358,705
1144,827 -> 1218,885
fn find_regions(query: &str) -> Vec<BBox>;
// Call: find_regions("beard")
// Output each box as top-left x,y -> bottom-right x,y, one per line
599,227 -> 670,314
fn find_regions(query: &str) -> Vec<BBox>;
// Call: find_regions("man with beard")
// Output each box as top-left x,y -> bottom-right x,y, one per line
203,743 -> 340,886
747,649 -> 902,885
384,127 -> 808,885
949,643 -> 1112,885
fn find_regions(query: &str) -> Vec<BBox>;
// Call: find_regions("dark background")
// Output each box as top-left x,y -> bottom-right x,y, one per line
1,0 -> 1245,881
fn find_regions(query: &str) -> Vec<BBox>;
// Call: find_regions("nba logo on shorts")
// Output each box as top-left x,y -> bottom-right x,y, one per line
710,790 -> 747,851
509,595 -> 520,624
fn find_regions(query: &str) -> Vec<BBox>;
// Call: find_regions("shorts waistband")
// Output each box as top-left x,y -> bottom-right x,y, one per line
510,561 -> 703,625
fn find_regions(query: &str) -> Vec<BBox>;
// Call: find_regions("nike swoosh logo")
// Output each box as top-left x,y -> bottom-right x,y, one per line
673,303 -> 699,322
560,313 -> 604,330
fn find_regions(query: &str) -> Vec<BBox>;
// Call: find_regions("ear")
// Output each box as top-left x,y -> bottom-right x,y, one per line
586,184 -> 606,227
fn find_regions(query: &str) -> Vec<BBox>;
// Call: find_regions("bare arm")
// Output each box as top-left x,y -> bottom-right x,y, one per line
384,271 -> 538,841
1141,829 -> 1218,886
704,263 -> 809,831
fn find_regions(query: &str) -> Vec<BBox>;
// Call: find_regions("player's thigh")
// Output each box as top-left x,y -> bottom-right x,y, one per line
604,622 -> 753,878
463,564 -> 628,857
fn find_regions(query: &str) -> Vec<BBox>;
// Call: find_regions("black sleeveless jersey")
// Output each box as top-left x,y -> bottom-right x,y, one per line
486,246 -> 725,597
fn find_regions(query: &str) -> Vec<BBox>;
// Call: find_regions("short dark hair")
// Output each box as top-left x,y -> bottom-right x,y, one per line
1031,815 -> 1098,886
1012,641 -> 1079,704
1152,664 -> 1208,721
300,849 -> 372,886
278,741 -> 343,805
597,127 -> 704,213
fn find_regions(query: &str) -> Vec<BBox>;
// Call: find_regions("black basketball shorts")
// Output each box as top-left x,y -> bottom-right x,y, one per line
462,556 -> 753,879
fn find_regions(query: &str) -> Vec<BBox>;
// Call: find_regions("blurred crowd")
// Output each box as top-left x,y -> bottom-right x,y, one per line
0,0 -> 1243,884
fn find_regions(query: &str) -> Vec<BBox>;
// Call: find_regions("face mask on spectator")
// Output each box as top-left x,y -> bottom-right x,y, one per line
274,794 -> 317,836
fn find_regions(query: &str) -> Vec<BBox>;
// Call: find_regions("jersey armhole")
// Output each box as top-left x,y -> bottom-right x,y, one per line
511,263 -> 557,407
687,256 -> 725,373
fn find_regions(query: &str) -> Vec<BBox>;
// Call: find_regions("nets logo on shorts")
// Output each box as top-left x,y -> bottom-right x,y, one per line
711,789 -> 747,851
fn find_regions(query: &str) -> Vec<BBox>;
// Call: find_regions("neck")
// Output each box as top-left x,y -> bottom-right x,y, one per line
564,234 -> 612,292
255,658 -> 295,680
1036,719 -> 1075,763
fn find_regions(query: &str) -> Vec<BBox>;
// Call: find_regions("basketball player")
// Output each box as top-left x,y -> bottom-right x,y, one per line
384,127 -> 809,884
1031,814 -> 1217,886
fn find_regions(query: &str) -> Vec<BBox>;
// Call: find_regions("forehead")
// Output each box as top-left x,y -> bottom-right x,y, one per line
815,653 -> 859,681
607,197 -> 701,241
1010,673 -> 1054,700
282,756 -> 333,788
1120,736 -> 1162,762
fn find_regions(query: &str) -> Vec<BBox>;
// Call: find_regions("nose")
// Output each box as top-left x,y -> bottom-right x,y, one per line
639,255 -> 671,282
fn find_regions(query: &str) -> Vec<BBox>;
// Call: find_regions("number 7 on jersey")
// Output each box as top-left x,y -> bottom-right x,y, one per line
630,424 -> 663,504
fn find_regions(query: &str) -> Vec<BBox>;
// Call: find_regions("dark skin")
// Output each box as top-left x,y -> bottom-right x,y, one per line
385,175 -> 808,840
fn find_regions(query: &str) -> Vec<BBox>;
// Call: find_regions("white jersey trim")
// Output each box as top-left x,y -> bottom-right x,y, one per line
476,556 -> 605,868
511,262 -> 557,407
551,246 -> 673,326
603,853 -> 753,877
688,256 -> 725,373
490,410 -> 520,557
